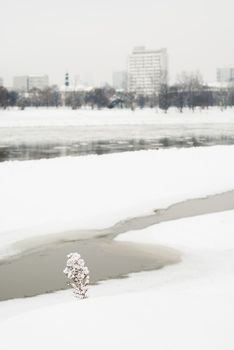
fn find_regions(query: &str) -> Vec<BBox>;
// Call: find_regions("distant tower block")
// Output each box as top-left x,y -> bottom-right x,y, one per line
65,73 -> 70,87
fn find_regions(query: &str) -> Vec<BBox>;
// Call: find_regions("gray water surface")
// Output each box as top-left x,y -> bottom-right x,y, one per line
1,135 -> 234,162
0,239 -> 179,301
0,190 -> 234,302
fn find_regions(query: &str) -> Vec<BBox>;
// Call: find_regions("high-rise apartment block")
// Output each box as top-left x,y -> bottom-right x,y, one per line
128,47 -> 168,95
217,67 -> 234,83
13,75 -> 49,91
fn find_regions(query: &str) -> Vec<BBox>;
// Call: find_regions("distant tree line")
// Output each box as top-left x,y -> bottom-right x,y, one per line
1,72 -> 234,111
0,86 -> 18,108
157,71 -> 233,113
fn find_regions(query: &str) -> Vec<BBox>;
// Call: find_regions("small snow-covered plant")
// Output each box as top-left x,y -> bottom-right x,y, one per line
63,252 -> 89,299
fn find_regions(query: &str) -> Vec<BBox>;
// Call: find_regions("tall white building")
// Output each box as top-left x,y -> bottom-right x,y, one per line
13,75 -> 49,91
112,71 -> 127,91
217,67 -> 234,83
128,47 -> 168,95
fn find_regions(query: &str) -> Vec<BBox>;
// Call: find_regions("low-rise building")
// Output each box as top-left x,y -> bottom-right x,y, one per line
13,76 -> 28,91
217,67 -> 234,83
13,75 -> 49,91
28,75 -> 49,91
112,71 -> 127,91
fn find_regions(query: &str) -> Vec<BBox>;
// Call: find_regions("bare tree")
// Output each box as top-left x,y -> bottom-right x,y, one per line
176,71 -> 203,111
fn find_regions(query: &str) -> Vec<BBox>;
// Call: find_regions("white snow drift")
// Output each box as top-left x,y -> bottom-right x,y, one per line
0,210 -> 234,350
0,146 -> 234,258
0,107 -> 234,144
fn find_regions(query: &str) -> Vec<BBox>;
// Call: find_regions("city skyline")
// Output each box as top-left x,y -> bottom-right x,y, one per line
5,61 -> 234,91
1,0 -> 234,86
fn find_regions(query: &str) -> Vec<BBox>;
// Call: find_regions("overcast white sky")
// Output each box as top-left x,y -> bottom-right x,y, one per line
0,0 -> 234,86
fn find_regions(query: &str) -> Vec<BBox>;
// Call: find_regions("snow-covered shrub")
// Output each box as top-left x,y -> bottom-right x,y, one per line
63,252 -> 89,299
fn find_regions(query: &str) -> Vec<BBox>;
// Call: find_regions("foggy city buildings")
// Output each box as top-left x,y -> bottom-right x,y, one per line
0,78 -> 3,87
13,76 -> 28,91
217,67 -> 234,83
13,75 -> 49,92
28,75 -> 49,91
127,47 -> 168,95
112,71 -> 128,91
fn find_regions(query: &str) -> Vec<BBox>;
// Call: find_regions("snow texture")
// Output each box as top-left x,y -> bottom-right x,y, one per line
0,146 -> 234,258
0,107 -> 234,144
0,210 -> 234,349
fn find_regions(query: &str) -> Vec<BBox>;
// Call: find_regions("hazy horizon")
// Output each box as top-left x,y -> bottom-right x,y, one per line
1,0 -> 234,87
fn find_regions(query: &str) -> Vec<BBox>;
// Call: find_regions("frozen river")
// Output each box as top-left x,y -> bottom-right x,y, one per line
0,189 -> 233,301
1,135 -> 234,161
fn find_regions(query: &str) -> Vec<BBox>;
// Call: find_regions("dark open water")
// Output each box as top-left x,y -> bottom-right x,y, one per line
1,135 -> 234,162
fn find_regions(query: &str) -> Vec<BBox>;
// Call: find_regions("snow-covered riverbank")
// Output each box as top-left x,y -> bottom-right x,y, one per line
1,146 -> 234,258
1,107 -> 234,128
0,143 -> 234,349
1,209 -> 234,350
0,107 -> 234,144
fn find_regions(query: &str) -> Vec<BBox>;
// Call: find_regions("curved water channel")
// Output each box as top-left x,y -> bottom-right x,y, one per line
0,190 -> 234,301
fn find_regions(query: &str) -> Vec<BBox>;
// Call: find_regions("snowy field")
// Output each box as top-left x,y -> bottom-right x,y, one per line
1,136 -> 234,349
0,209 -> 234,349
0,107 -> 234,144
0,146 -> 234,258
1,107 -> 234,127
